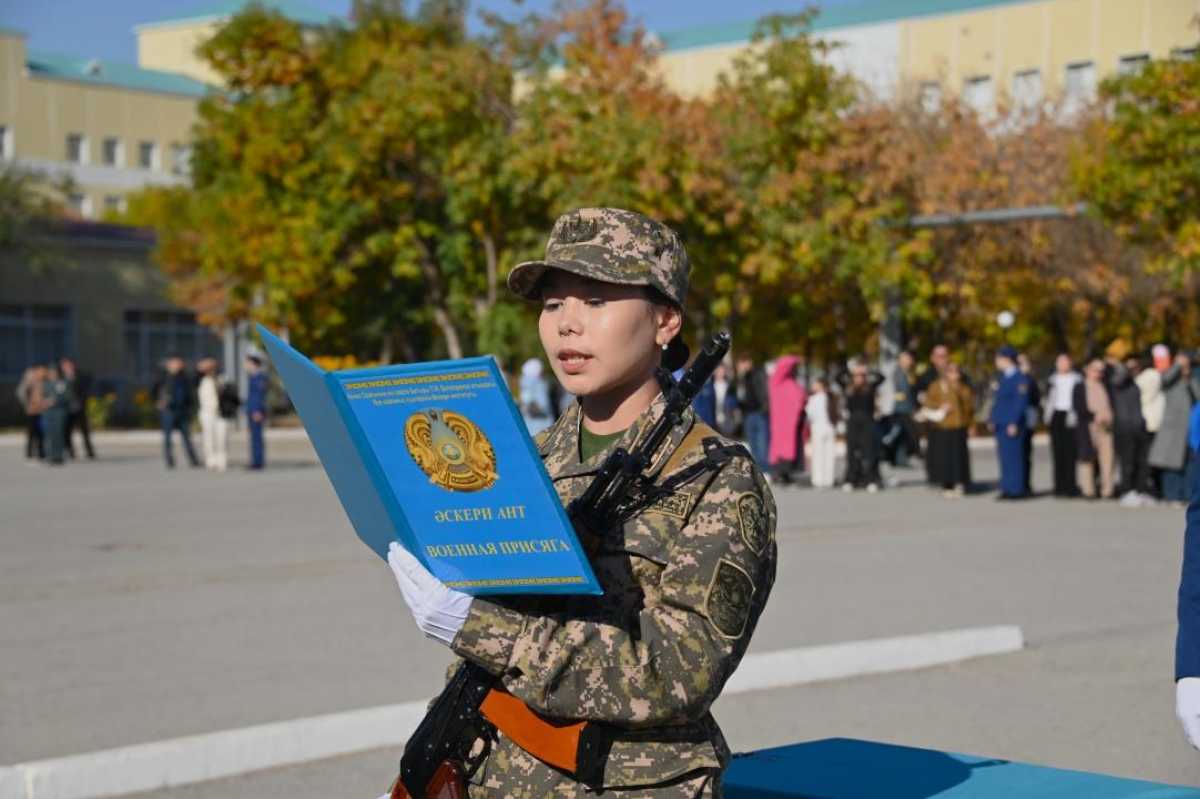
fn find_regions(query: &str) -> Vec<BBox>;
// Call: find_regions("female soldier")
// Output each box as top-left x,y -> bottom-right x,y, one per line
386,208 -> 777,797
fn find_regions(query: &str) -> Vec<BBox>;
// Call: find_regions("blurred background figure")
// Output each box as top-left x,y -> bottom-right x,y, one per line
519,358 -> 553,437
839,361 -> 884,492
1077,358 -> 1116,500
1150,350 -> 1198,507
736,354 -> 770,470
197,358 -> 229,472
1104,340 -> 1150,506
768,355 -> 805,486
1018,354 -> 1042,496
991,346 -> 1029,500
59,356 -> 96,461
154,355 -> 200,470
883,350 -> 919,469
712,362 -> 740,437
922,361 -> 974,497
40,363 -> 69,466
15,364 -> 46,462
1045,354 -> 1081,498
804,376 -> 838,489
245,355 -> 268,470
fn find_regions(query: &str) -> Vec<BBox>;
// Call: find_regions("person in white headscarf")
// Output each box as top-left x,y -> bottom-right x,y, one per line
519,357 -> 554,436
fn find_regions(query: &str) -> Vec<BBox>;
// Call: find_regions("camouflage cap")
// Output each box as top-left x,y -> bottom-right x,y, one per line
508,208 -> 690,307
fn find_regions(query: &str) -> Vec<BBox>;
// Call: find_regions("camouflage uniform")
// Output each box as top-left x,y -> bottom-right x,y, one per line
447,208 -> 778,797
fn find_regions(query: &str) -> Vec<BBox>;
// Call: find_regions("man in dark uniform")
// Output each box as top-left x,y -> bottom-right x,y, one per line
991,346 -> 1030,500
245,355 -> 268,470
1175,432 -> 1200,748
153,355 -> 200,469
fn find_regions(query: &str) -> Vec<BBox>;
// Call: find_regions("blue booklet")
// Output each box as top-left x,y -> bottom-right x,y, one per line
258,325 -> 601,596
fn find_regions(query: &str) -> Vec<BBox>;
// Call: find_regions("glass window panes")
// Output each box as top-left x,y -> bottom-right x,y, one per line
919,81 -> 942,113
963,75 -> 994,114
102,137 -> 122,166
123,308 -> 222,379
1064,61 -> 1096,112
138,141 -> 157,169
1118,54 -> 1150,75
0,305 -> 71,379
1011,68 -> 1042,110
170,143 -> 192,176
68,193 -> 86,214
1173,47 -> 1198,60
66,133 -> 86,164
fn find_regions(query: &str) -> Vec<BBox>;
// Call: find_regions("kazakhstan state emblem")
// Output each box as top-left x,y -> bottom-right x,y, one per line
404,409 -> 498,493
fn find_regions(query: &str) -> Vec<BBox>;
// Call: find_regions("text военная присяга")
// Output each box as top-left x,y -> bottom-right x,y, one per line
426,504 -> 570,558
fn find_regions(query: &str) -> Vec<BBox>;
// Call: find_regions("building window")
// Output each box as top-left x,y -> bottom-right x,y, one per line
0,125 -> 11,159
103,195 -> 125,215
67,193 -> 94,218
66,133 -> 88,164
963,75 -> 994,114
919,81 -> 942,113
102,137 -> 124,167
138,140 -> 159,170
123,310 -> 222,379
1064,61 -> 1096,112
1173,47 -> 1198,60
1011,68 -> 1043,110
1117,53 -> 1150,75
0,305 -> 72,380
169,142 -> 192,177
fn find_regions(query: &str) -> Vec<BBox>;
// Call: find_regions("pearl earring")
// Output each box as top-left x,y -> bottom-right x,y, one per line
661,343 -> 668,351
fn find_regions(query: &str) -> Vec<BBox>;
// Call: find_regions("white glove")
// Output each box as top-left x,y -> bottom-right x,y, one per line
1177,678 -> 1200,750
387,542 -> 472,646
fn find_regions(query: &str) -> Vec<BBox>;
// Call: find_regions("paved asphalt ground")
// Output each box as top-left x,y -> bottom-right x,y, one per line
2,430 -> 1198,796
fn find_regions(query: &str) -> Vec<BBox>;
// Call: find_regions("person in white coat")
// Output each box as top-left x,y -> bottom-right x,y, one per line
197,358 -> 228,472
805,377 -> 839,489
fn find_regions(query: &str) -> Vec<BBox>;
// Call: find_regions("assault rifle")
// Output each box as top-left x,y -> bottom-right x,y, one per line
391,331 -> 732,799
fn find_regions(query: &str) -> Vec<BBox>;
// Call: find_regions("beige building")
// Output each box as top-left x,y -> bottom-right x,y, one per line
0,29 -> 204,219
655,0 -> 1199,105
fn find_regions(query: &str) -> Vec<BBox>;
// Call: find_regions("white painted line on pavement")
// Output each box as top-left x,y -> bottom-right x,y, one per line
1,624 -> 1023,799
725,624 -> 1024,695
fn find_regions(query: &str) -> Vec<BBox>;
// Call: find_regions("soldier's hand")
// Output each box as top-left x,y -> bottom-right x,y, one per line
1177,678 -> 1200,750
1006,424 -> 1018,437
387,542 -> 472,646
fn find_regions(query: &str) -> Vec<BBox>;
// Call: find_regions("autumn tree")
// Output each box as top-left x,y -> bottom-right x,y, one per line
130,1 -> 532,362
1072,44 -> 1200,277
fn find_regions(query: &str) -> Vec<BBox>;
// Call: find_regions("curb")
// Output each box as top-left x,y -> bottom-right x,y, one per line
724,624 -> 1024,694
0,625 -> 1023,799
0,428 -> 309,447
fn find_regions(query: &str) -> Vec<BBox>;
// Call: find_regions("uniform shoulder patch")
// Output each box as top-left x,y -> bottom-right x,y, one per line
736,492 -> 767,555
647,489 -> 694,520
705,558 -> 755,639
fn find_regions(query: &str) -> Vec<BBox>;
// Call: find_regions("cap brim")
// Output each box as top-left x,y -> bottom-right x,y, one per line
507,258 -> 653,301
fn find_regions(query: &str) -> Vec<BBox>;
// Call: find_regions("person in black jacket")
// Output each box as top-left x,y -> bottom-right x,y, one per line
152,355 -> 200,469
838,361 -> 885,491
60,357 -> 96,460
1105,341 -> 1149,504
735,354 -> 770,470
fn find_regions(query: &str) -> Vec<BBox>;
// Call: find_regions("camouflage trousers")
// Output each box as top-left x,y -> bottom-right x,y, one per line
467,729 -> 720,799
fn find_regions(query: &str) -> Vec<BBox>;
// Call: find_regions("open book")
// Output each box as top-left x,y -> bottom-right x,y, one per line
258,325 -> 601,596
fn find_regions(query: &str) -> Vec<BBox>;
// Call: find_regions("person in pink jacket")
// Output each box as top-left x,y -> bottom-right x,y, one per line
768,355 -> 807,485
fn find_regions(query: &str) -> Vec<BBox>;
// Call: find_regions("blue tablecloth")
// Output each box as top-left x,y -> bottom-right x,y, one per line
724,739 -> 1200,798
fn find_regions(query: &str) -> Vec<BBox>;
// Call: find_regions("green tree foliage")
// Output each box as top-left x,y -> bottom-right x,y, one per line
132,1 -> 529,362
1072,45 -> 1200,276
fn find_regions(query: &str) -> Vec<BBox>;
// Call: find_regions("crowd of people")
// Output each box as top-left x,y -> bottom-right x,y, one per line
15,353 -> 269,472
516,339 -> 1200,507
14,357 -> 95,465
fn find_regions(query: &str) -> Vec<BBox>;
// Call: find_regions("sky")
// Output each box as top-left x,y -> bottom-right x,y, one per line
0,0 -> 863,64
